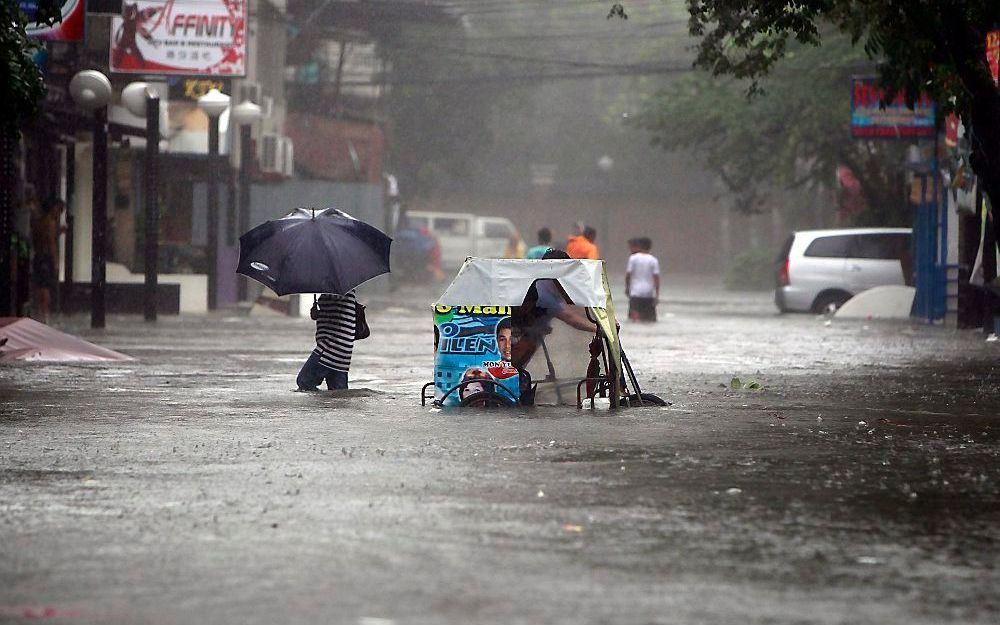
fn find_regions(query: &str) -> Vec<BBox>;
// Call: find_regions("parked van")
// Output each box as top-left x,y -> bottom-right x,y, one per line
774,227 -> 912,313
405,211 -> 518,268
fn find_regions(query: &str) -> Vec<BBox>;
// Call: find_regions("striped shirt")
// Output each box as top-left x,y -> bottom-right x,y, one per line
312,291 -> 356,372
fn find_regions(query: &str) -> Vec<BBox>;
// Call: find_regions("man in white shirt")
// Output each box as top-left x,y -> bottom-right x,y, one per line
625,237 -> 660,322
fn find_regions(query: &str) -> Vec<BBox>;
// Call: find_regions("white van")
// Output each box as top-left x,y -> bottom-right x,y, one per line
774,227 -> 912,313
405,211 -> 518,268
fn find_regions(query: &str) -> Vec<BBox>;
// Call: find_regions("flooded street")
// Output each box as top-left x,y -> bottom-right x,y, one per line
2,275 -> 999,624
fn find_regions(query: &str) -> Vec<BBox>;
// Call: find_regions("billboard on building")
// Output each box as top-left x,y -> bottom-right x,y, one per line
110,0 -> 246,76
22,0 -> 85,41
850,77 -> 936,139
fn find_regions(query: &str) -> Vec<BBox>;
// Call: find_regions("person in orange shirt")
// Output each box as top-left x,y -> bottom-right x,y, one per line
566,225 -> 600,260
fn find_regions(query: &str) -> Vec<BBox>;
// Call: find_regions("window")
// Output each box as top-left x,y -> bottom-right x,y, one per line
853,233 -> 910,260
803,235 -> 853,258
483,221 -> 513,239
433,217 -> 469,236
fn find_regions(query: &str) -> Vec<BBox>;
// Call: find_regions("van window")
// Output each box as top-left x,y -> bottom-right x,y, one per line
803,235 -> 853,258
853,233 -> 910,260
406,216 -> 429,229
433,217 -> 469,236
483,221 -> 513,239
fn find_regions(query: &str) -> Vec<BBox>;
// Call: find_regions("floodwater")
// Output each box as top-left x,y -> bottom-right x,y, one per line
1,276 -> 998,624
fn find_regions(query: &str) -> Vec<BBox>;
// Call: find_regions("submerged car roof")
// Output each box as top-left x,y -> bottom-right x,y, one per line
793,227 -> 911,237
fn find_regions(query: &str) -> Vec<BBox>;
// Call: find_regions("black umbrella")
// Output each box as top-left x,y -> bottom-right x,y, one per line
237,207 -> 392,296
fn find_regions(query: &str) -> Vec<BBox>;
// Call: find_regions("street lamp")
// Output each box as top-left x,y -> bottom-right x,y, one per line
122,81 -> 161,322
69,70 -> 113,329
597,155 -> 614,257
230,100 -> 262,302
197,88 -> 230,310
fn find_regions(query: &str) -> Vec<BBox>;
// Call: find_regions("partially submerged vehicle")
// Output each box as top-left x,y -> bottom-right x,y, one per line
421,257 -> 665,409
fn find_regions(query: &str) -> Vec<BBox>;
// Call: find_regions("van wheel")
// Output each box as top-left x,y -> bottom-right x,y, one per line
812,291 -> 850,314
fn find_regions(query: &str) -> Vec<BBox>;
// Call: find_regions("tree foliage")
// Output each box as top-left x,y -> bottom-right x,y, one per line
632,32 -> 910,224
669,0 -> 1000,245
0,0 -> 62,138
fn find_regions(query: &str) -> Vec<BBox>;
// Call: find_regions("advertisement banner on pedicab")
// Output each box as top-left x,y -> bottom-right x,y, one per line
433,305 -> 519,407
22,0 -> 85,41
109,0 -> 246,76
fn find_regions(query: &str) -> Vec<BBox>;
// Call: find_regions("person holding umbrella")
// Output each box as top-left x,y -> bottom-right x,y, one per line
297,291 -> 357,391
236,207 -> 392,391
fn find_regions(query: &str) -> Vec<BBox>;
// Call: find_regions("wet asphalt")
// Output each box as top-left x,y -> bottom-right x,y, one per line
1,275 -> 999,625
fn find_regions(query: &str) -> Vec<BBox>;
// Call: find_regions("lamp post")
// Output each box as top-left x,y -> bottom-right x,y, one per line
197,88 -> 230,310
597,155 -> 614,257
122,82 -> 161,322
230,100 -> 262,302
69,70 -> 113,329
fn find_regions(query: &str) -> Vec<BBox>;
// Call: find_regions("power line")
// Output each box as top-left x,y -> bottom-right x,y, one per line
397,18 -> 689,42
338,64 -> 692,87
382,41 -> 679,69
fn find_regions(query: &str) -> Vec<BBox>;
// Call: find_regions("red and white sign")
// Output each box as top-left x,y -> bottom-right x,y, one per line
987,30 -> 999,86
24,0 -> 85,41
110,0 -> 246,76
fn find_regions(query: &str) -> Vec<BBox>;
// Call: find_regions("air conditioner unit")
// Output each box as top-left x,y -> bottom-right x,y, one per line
260,134 -> 294,178
260,133 -> 282,174
281,137 -> 294,178
260,95 -> 275,119
236,81 -> 262,105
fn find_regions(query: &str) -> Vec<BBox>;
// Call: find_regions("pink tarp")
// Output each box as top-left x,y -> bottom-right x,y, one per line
0,318 -> 134,362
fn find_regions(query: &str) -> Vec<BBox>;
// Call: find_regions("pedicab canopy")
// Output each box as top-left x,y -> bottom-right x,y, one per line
433,258 -> 622,406
437,258 -> 608,308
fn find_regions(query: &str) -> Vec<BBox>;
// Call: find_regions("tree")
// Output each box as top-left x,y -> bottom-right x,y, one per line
668,1 -> 1000,256
631,32 -> 911,224
1,0 -> 62,315
0,0 -> 62,138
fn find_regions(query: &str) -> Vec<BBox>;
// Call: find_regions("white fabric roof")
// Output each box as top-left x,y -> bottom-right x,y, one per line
436,258 -> 607,307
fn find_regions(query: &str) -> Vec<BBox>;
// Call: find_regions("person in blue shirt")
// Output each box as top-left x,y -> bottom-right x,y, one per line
525,227 -> 553,259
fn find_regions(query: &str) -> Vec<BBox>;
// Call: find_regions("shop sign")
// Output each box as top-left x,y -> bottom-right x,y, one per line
22,0 -> 85,41
168,77 -> 230,101
850,77 -> 936,139
987,30 -> 999,86
110,0 -> 246,76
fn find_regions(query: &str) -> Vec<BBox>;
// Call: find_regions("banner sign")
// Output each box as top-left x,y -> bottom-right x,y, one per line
851,77 -> 936,139
433,305 -> 519,407
22,0 -> 85,41
168,77 -> 229,101
987,31 -> 999,86
110,0 -> 246,76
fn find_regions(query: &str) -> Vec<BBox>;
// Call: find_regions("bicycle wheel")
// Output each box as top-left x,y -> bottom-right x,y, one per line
620,393 -> 669,407
459,391 -> 514,408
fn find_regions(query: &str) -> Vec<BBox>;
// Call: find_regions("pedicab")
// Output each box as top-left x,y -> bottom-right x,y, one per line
420,257 -> 666,409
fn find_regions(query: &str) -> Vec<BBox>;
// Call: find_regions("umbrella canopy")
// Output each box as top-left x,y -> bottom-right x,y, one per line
237,208 -> 392,296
